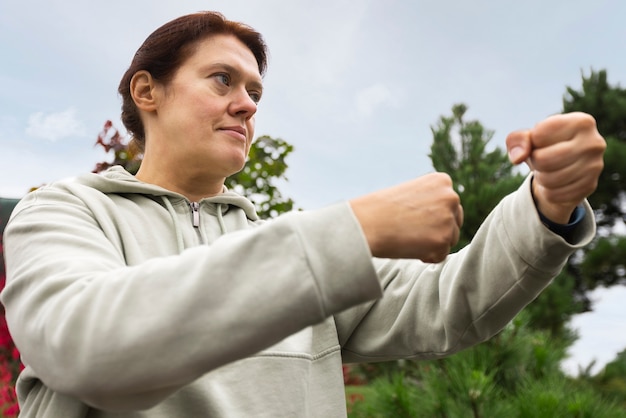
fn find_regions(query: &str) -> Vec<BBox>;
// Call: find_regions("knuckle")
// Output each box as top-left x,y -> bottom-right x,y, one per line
578,112 -> 597,129
434,172 -> 453,186
426,250 -> 447,264
439,224 -> 457,246
450,190 -> 461,205
592,158 -> 604,174
594,134 -> 607,151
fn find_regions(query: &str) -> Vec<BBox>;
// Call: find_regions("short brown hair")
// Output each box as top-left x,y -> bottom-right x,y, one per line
118,11 -> 268,152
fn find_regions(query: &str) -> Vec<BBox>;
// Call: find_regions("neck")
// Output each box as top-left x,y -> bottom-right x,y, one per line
135,160 -> 225,201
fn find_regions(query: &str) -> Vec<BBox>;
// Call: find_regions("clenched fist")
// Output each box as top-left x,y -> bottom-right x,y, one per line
349,172 -> 463,262
506,112 -> 606,224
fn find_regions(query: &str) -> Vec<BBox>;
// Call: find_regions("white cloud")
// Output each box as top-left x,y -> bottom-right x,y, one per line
355,84 -> 394,116
26,108 -> 85,141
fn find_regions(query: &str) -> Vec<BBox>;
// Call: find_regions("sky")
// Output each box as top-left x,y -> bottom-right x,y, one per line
1,0 -> 625,375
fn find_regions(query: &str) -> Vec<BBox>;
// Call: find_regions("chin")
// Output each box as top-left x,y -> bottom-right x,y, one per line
225,157 -> 248,176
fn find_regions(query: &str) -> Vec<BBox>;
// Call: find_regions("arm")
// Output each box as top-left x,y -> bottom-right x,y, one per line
337,111 -> 604,362
336,175 -> 595,362
2,188 -> 381,410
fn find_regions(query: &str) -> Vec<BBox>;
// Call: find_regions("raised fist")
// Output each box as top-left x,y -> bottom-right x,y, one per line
350,172 -> 463,262
506,112 -> 606,224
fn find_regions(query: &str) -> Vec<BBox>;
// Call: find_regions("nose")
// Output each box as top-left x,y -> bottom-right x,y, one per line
229,87 -> 257,119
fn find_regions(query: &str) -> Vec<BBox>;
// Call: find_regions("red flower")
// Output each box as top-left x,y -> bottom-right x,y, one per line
0,238 -> 21,416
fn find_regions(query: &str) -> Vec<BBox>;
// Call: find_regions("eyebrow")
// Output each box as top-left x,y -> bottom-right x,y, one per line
207,62 -> 264,92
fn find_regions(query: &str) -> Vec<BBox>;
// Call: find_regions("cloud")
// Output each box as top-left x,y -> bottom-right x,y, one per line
26,108 -> 85,141
355,84 -> 394,116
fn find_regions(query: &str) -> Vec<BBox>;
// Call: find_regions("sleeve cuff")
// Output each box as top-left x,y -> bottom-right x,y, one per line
537,205 -> 586,243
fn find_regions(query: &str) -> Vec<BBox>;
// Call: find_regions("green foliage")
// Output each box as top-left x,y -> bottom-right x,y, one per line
578,236 -> 626,289
562,68 -> 626,229
563,69 -> 626,141
225,135 -> 295,218
348,313 -> 624,417
560,69 -> 626,312
348,372 -> 420,418
94,122 -> 296,218
429,103 -> 581,335
511,376 -> 624,418
588,138 -> 626,229
347,95 -> 626,415
93,120 -> 142,175
590,349 -> 626,408
600,350 -> 626,384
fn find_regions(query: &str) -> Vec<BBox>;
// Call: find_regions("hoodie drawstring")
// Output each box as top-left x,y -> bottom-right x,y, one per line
216,203 -> 227,235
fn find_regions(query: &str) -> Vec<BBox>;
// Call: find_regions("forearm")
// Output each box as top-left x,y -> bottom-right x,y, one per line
338,175 -> 595,362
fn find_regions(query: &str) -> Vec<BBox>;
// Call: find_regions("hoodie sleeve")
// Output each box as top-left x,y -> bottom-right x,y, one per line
1,184 -> 381,411
336,175 -> 596,363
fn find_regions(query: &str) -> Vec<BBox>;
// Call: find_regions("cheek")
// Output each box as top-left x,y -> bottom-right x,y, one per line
246,117 -> 256,147
247,116 -> 256,135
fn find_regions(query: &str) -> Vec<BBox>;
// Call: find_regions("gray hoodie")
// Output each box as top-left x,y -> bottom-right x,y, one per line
2,166 -> 595,417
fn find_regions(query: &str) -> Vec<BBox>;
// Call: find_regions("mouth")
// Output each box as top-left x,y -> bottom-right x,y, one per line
219,126 -> 247,142
220,126 -> 246,135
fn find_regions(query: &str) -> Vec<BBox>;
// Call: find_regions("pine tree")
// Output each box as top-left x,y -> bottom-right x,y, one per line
429,103 -> 524,249
347,103 -> 625,416
561,70 -> 626,309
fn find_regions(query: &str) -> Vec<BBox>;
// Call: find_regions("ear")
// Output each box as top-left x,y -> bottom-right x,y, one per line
130,70 -> 159,112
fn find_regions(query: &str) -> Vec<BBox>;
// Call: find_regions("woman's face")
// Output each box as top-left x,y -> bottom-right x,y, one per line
151,34 -> 263,180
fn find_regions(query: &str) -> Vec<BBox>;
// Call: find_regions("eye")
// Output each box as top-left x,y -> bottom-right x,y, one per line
248,91 -> 262,104
214,73 -> 231,86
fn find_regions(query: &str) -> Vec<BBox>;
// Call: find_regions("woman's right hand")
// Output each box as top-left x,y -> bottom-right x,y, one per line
349,172 -> 463,263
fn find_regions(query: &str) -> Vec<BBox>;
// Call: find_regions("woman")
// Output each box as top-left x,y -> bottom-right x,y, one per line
2,11 -> 604,417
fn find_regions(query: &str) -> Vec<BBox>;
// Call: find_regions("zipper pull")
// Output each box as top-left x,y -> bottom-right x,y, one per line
190,202 -> 200,228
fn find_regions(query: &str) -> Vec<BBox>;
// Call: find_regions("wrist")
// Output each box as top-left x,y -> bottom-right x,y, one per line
534,202 -> 576,225
531,177 -> 577,224
537,206 -> 586,244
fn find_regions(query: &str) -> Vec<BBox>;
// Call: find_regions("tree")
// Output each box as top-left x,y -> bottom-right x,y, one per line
349,311 -> 624,417
429,103 -> 524,249
563,69 -> 626,229
428,104 -> 584,335
94,121 -> 142,175
94,121 -> 295,218
346,103 -> 625,416
561,70 -> 626,307
588,349 -> 626,408
224,135 -> 295,218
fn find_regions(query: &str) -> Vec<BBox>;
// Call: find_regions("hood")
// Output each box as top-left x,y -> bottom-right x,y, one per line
74,166 -> 259,221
